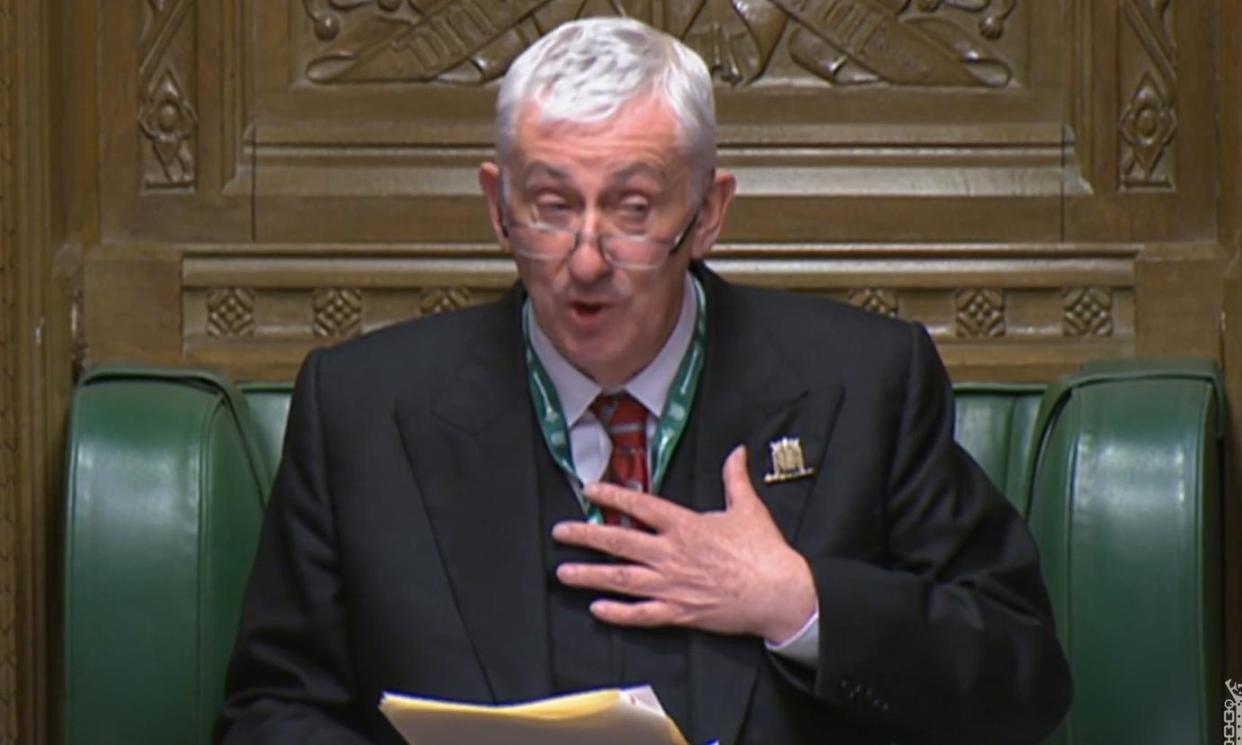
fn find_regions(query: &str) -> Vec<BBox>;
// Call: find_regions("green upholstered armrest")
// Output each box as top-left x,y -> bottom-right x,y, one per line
1027,359 -> 1224,745
64,366 -> 271,745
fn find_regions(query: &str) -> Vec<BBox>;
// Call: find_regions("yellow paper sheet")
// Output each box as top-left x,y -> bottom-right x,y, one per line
379,685 -> 691,745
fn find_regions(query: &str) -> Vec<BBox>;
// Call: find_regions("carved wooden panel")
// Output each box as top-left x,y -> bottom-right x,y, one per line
1063,0 -> 1214,241
296,0 -> 1026,89
246,0 -> 1069,245
139,0 -> 198,190
82,0 -> 1225,384
1117,0 -> 1176,191
98,0 -> 249,242
126,242 -> 1134,380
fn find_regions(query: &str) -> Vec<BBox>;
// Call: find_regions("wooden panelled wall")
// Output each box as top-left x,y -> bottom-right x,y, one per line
0,1 -> 1238,743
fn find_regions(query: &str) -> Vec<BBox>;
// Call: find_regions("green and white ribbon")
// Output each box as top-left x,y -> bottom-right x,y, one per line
523,278 -> 707,523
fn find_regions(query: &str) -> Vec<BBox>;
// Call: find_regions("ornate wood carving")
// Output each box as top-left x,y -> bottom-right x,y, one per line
955,288 -> 1005,337
775,0 -> 1015,87
312,287 -> 362,338
300,0 -> 1020,88
825,284 -> 1127,341
1118,0 -> 1176,190
173,248 -> 1140,382
418,287 -> 472,315
206,287 -> 256,337
140,0 -> 197,189
1062,287 -> 1114,337
847,288 -> 898,317
191,284 -> 498,343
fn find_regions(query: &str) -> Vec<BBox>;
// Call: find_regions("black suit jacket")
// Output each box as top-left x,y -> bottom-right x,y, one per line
216,267 -> 1071,744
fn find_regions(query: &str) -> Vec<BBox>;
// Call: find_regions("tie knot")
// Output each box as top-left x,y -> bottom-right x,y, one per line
590,392 -> 648,432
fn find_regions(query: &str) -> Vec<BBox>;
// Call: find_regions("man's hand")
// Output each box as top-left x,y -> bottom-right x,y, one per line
551,445 -> 818,643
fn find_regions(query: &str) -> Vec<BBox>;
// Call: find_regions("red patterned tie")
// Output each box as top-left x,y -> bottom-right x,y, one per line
590,392 -> 650,526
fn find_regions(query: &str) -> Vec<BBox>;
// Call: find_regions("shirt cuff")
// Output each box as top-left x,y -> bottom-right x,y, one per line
764,605 -> 819,668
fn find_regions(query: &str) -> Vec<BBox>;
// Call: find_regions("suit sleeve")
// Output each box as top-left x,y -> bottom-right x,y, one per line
213,350 -> 376,744
785,323 -> 1072,745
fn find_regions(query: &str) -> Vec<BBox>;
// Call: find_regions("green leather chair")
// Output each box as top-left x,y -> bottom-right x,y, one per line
62,360 -> 1227,745
1027,359 -> 1225,745
953,382 -> 1045,514
63,368 -> 273,745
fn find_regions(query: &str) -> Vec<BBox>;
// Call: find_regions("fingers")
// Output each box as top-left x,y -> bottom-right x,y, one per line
551,520 -> 664,564
588,598 -> 682,628
556,561 -> 664,599
580,481 -> 693,530
721,444 -> 758,511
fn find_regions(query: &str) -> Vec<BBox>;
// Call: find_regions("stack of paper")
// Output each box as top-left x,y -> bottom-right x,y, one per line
380,685 -> 691,745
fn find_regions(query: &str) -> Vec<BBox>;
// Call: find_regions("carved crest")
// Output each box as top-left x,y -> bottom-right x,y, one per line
301,0 -> 1019,87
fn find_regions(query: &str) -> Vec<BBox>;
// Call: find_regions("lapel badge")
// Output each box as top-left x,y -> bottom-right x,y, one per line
763,437 -> 815,484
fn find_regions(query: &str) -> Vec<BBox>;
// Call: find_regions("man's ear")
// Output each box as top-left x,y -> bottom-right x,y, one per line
689,170 -> 737,260
478,162 -> 510,252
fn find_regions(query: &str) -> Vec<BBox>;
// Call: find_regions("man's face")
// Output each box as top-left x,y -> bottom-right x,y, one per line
480,95 -> 734,388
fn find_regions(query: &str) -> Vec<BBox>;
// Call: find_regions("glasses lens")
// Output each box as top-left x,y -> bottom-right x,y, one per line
510,223 -> 575,259
505,220 -> 676,270
599,235 -> 668,269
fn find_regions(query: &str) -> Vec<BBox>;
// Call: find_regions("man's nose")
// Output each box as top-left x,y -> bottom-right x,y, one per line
566,215 -> 612,281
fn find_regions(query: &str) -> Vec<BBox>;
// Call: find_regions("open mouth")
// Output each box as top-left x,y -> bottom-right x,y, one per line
570,301 -> 606,318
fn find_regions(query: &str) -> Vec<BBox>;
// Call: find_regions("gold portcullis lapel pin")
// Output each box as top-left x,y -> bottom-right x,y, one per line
763,437 -> 815,484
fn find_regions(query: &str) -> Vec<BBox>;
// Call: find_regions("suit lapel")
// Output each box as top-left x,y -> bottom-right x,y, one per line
393,291 -> 552,704
687,267 -> 844,745
390,272 -> 848,738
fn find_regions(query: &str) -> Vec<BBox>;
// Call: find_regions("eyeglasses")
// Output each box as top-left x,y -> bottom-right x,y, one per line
501,213 -> 698,271
496,179 -> 701,272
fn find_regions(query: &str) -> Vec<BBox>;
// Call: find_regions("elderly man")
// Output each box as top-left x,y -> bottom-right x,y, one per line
216,17 -> 1071,745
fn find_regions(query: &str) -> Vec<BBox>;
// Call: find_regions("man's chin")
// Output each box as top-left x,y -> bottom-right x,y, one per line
559,344 -> 634,387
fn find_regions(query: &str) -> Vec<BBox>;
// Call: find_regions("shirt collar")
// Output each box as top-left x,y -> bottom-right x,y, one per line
527,273 -> 698,424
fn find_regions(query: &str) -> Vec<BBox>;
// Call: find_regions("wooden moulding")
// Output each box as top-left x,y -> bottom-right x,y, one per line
75,241 -> 1144,383
0,1 -> 77,744
82,244 -> 184,368
1134,243 -> 1229,361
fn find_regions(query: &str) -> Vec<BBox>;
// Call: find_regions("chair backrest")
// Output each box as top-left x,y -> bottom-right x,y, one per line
1027,358 -> 1225,745
61,362 -> 1227,745
63,367 -> 271,745
953,382 -> 1046,513
235,381 -> 1046,511
237,381 -> 295,490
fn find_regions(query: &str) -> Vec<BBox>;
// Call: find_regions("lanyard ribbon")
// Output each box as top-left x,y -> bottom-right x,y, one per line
523,278 -> 708,523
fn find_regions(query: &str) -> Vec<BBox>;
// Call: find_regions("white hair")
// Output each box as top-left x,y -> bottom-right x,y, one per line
494,17 -> 716,197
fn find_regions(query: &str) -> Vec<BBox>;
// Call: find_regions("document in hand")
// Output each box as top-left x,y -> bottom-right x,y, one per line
379,685 -> 691,745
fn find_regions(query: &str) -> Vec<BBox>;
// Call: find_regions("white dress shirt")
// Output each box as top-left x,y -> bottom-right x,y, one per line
527,274 -> 820,666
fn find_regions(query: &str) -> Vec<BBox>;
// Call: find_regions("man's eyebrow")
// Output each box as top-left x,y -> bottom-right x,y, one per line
607,163 -> 670,187
518,162 -> 572,185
